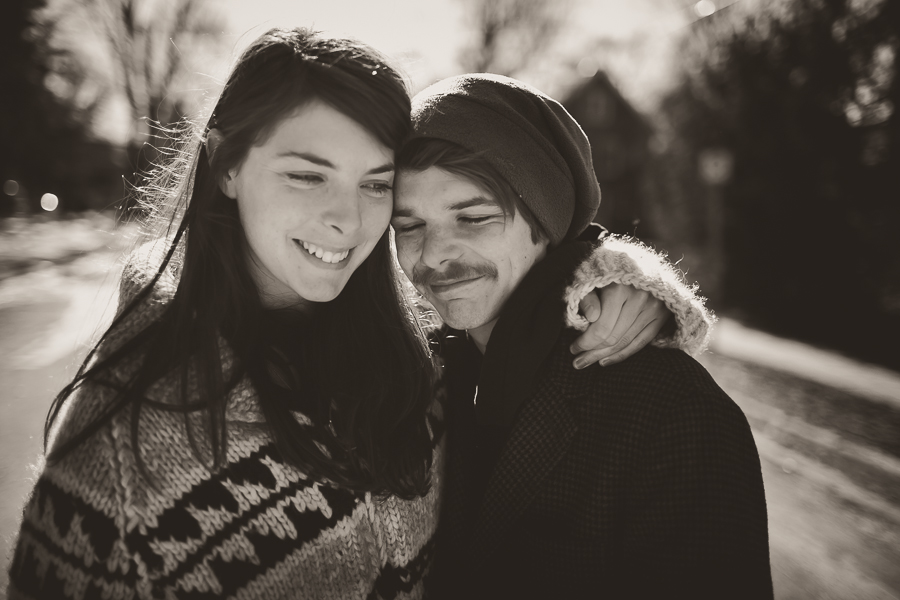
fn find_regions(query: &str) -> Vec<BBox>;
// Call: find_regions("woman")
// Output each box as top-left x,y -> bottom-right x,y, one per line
8,28 -> 708,600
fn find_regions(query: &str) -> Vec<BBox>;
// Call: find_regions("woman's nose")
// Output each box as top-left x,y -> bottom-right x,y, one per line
322,187 -> 363,236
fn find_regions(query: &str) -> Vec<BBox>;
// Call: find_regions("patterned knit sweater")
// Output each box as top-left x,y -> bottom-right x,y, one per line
7,239 -> 712,600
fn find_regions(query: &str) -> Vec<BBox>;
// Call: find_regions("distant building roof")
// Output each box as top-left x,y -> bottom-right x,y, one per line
562,71 -> 652,136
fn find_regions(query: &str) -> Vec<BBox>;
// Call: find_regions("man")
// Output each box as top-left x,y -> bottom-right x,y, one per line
391,74 -> 772,599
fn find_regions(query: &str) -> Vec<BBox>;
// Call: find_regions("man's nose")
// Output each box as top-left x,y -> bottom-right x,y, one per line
420,227 -> 463,269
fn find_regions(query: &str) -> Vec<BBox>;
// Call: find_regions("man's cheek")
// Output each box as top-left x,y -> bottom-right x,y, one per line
394,239 -> 416,265
395,247 -> 416,279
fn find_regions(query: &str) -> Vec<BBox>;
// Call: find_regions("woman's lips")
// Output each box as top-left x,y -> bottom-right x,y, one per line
294,239 -> 352,264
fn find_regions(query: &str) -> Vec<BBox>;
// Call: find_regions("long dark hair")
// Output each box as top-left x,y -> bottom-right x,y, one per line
44,28 -> 437,499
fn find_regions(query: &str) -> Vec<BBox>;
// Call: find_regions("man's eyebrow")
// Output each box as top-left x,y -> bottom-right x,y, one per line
392,196 -> 500,219
448,196 -> 499,211
276,151 -> 394,175
392,207 -> 416,219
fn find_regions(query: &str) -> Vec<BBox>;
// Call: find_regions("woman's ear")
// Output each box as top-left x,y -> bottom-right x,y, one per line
206,128 -> 237,199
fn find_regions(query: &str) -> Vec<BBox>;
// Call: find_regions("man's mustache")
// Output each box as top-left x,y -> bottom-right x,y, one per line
411,261 -> 498,288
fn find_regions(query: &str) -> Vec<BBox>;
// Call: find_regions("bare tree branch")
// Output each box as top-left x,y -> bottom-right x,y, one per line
64,0 -> 223,145
458,0 -> 573,76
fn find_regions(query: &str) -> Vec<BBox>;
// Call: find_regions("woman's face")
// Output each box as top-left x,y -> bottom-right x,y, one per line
221,100 -> 395,309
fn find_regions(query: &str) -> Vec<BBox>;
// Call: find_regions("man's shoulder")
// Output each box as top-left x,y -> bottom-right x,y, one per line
602,344 -> 719,392
548,333 -> 746,431
552,331 -> 717,393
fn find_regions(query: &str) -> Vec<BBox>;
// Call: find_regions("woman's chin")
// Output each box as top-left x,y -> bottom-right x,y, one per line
288,284 -> 345,306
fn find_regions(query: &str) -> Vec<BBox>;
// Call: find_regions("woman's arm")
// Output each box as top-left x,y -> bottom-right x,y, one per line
565,237 -> 715,367
7,407 -> 152,600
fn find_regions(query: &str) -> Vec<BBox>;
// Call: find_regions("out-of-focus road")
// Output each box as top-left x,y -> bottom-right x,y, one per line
700,321 -> 900,600
0,242 -> 898,598
0,231 -> 123,599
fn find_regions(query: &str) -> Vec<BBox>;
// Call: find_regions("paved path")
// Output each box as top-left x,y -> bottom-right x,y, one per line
0,251 -> 121,598
701,319 -> 900,599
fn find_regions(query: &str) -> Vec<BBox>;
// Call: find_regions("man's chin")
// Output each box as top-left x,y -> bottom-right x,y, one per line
436,303 -> 491,331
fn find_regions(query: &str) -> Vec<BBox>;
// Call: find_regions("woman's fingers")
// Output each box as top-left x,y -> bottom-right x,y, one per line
569,285 -> 628,354
571,289 -> 672,369
599,290 -> 648,349
590,320 -> 661,367
578,291 -> 603,323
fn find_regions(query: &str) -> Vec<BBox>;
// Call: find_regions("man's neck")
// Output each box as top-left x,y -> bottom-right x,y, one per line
465,249 -> 550,354
467,318 -> 498,354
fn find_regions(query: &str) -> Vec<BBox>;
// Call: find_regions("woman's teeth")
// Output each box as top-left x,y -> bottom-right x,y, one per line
300,241 -> 350,264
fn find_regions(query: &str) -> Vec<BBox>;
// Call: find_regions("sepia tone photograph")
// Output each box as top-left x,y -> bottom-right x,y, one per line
1,0 -> 898,598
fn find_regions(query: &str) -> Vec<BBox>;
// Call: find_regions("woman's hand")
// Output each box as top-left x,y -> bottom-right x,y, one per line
569,284 -> 672,369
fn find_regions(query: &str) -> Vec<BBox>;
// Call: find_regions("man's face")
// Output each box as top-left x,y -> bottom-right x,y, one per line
392,167 -> 548,345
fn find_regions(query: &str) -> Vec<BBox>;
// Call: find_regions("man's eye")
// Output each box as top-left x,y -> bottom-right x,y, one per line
392,223 -> 422,234
459,215 -> 498,224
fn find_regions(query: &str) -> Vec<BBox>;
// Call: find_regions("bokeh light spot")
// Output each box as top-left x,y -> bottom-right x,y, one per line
3,180 -> 19,196
41,193 -> 59,211
694,0 -> 716,17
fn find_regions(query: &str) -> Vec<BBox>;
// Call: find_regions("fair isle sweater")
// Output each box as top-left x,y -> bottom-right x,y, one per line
7,239 -> 712,600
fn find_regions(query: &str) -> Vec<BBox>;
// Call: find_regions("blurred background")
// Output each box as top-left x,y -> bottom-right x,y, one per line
1,0 -> 898,597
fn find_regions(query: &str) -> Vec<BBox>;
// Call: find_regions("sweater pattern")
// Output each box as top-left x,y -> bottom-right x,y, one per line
11,383 -> 443,600
8,259 -> 444,600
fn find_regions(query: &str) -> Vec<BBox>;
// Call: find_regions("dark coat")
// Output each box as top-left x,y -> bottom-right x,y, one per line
430,331 -> 773,600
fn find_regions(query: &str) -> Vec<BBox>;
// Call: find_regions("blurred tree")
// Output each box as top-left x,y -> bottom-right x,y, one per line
0,0 -> 96,213
1,0 -> 223,213
646,0 -> 900,368
63,0 -> 225,189
457,0 -> 573,76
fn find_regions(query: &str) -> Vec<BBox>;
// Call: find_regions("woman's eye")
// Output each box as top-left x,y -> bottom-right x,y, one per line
362,181 -> 393,197
286,173 -> 323,184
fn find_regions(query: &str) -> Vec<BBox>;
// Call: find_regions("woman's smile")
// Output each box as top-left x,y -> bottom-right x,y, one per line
293,239 -> 354,268
295,239 -> 352,263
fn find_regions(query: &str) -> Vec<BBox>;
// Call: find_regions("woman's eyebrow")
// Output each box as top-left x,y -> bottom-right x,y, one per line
275,152 -> 393,176
367,163 -> 395,176
276,151 -> 334,167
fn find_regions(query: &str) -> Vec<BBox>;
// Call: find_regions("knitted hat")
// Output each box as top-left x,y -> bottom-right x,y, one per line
408,73 -> 601,245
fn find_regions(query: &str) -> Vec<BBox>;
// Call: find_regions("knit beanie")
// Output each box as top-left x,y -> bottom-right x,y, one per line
408,73 -> 601,245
